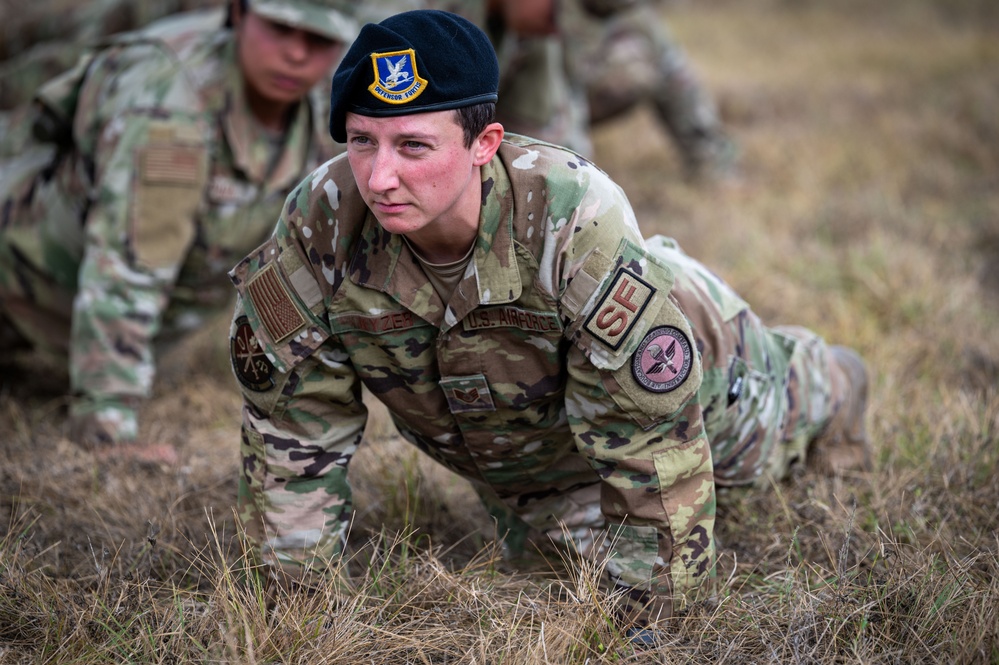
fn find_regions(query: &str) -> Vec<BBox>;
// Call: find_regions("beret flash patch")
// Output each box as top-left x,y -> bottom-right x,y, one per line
632,325 -> 693,393
369,49 -> 428,104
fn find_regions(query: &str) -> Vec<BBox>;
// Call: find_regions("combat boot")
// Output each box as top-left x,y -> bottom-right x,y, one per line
809,346 -> 873,475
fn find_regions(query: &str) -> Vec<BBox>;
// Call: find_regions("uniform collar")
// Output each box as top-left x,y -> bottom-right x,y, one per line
347,155 -> 523,330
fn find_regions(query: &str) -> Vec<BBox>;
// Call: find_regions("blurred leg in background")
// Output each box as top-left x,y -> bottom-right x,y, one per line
561,0 -> 740,182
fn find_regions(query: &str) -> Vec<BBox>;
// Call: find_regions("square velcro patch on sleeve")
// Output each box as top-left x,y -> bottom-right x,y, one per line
246,262 -> 306,343
141,144 -> 204,185
583,267 -> 656,351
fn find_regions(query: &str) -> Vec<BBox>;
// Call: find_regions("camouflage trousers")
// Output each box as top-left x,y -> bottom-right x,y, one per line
479,236 -> 839,558
562,1 -> 737,176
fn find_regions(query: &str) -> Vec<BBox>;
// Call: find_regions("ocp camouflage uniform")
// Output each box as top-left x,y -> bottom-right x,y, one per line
0,8 -> 342,444
560,0 -> 739,178
228,135 -> 840,622
0,0 -> 220,109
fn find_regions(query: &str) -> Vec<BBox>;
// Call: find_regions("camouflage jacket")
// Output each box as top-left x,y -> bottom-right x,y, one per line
230,135 -> 716,620
0,10 -> 338,442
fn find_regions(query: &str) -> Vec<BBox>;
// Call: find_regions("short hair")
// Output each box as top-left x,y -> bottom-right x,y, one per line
455,102 -> 496,149
225,0 -> 249,28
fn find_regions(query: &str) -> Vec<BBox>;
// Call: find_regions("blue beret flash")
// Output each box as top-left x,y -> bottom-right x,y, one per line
328,9 -> 499,143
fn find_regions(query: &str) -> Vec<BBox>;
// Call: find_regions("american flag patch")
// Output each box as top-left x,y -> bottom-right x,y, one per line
141,145 -> 203,185
247,263 -> 306,343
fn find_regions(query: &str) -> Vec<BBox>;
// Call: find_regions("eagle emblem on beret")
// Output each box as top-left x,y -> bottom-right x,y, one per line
369,49 -> 428,104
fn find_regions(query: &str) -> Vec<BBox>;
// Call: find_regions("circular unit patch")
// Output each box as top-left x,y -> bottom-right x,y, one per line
230,316 -> 275,392
632,325 -> 693,393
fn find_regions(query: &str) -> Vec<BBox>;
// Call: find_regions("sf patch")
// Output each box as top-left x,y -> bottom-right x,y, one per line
632,326 -> 693,393
369,49 -> 428,104
584,267 -> 656,350
231,316 -> 275,392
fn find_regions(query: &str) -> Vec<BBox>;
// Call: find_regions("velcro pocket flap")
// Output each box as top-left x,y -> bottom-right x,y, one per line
131,134 -> 208,270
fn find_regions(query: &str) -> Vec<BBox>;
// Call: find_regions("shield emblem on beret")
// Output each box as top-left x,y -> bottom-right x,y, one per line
368,49 -> 428,105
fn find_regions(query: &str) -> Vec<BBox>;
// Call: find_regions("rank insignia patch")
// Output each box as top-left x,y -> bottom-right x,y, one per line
440,374 -> 495,413
453,387 -> 480,403
369,49 -> 428,104
231,316 -> 275,392
632,325 -> 693,393
584,267 -> 655,350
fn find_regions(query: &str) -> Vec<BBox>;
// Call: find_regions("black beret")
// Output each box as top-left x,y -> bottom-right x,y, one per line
328,9 -> 499,143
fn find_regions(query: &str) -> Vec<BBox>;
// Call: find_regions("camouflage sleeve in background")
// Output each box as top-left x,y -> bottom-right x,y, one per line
65,44 -> 211,444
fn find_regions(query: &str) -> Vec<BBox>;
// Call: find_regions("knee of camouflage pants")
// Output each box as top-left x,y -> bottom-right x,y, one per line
0,247 -> 73,358
0,146 -> 78,357
475,482 -> 608,568
764,325 -> 840,479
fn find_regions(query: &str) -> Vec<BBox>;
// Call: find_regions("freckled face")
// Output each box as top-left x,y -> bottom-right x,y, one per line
345,111 -> 484,244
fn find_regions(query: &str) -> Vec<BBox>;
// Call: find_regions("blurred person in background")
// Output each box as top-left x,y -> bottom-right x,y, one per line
0,0 -> 219,109
0,0 -> 356,464
228,9 -> 869,644
434,0 -> 741,178
2,0 -> 733,178
560,0 -> 740,181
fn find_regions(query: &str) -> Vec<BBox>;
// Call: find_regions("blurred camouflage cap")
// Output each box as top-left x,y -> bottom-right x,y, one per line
250,0 -> 358,42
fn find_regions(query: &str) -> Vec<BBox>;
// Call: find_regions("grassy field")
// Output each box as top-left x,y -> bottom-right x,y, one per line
2,0 -> 998,662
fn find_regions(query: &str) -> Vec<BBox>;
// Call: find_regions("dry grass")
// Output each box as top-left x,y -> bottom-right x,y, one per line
2,0 -> 999,662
